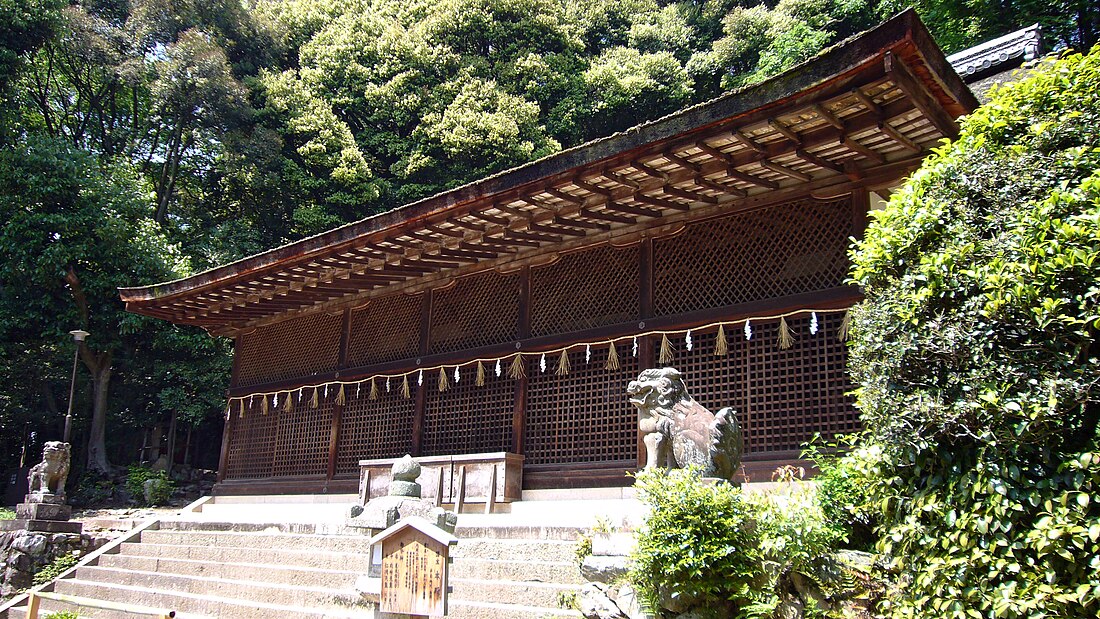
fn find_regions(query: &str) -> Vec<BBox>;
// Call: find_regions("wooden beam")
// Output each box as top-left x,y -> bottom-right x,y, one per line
529,222 -> 587,237
580,207 -> 635,225
469,210 -> 510,226
768,119 -> 802,145
813,103 -> 844,130
451,219 -> 487,233
695,143 -> 779,189
841,135 -> 886,164
663,185 -> 718,205
878,121 -> 922,153
553,214 -> 609,231
758,159 -> 813,183
634,193 -> 691,212
885,51 -> 959,138
795,148 -> 845,174
603,201 -> 663,218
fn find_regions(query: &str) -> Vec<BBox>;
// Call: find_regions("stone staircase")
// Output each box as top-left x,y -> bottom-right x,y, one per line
0,491 -> 637,619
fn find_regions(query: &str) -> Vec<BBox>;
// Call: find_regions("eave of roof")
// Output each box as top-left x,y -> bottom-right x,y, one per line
120,9 -> 977,333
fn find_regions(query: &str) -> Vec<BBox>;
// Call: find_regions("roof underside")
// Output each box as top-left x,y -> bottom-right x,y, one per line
120,11 -> 977,336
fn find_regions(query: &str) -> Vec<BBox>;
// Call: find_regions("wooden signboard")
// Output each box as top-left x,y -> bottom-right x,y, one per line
370,517 -> 458,617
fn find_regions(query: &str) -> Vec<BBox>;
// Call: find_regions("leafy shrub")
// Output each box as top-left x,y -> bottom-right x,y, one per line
43,612 -> 82,619
33,552 -> 78,586
125,465 -> 174,506
849,48 -> 1100,619
804,437 -> 878,550
630,467 -> 763,614
0,507 -> 14,520
749,474 -> 843,576
70,470 -> 114,508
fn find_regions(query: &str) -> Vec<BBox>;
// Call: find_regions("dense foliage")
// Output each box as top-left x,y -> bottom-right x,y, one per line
630,468 -> 842,617
848,49 -> 1100,618
0,0 -> 1094,480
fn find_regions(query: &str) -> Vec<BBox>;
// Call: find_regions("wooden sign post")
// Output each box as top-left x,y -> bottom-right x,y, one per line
369,517 -> 458,617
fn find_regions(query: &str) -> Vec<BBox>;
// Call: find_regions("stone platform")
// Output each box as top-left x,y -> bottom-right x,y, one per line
0,519 -> 82,534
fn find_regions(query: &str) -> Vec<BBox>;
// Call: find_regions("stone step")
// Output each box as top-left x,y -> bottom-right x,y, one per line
138,529 -> 373,554
117,542 -> 373,572
450,577 -> 578,608
70,565 -> 355,610
453,525 -> 585,541
449,538 -> 577,562
450,557 -> 583,584
48,578 -> 374,619
95,554 -> 360,589
447,598 -> 581,619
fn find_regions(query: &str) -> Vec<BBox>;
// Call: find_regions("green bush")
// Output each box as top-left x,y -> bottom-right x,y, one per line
849,48 -> 1100,619
70,471 -> 114,508
125,465 -> 174,506
43,612 -> 82,619
0,506 -> 14,520
630,468 -> 763,614
33,552 -> 78,586
804,437 -> 878,550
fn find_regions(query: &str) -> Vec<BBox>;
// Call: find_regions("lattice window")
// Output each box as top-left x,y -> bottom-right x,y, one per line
421,368 -> 514,456
654,197 -> 852,316
235,312 -> 343,387
346,294 -> 422,368
525,348 -> 640,466
665,314 -> 857,455
271,398 -> 335,477
531,244 -> 640,338
430,271 -> 520,355
224,398 -> 278,480
336,383 -> 416,475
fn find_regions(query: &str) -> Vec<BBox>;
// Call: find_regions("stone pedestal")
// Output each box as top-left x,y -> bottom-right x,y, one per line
16,501 -> 72,521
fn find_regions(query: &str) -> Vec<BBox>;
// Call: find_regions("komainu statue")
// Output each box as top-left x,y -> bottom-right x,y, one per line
28,441 -> 71,498
627,367 -> 744,480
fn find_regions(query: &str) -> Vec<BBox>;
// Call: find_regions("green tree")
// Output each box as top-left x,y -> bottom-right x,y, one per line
849,49 -> 1100,618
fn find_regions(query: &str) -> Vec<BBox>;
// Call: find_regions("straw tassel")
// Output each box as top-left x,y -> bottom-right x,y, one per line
605,342 -> 620,371
369,377 -> 379,401
401,374 -> 411,399
715,325 -> 728,356
658,334 -> 673,364
283,392 -> 293,414
556,349 -> 571,376
335,384 -> 346,405
239,399 -> 245,418
310,387 -> 319,409
509,354 -> 526,380
476,361 -> 486,387
778,317 -> 793,350
261,395 -> 269,415
438,368 -> 449,392
837,309 -> 851,342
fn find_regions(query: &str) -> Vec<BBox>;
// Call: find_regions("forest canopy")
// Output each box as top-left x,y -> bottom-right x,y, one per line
0,0 -> 1096,475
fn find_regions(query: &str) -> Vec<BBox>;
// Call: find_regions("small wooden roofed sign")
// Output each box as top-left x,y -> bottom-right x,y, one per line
118,9 -> 977,336
369,516 -> 458,617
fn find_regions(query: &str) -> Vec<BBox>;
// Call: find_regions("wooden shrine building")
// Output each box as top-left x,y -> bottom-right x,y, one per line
120,11 -> 978,494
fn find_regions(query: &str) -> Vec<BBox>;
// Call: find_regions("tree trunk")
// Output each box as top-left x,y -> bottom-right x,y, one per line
85,354 -> 112,473
166,408 -> 178,474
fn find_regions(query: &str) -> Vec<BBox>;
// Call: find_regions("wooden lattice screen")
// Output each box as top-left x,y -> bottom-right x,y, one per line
666,314 -> 857,455
421,368 -> 514,457
346,294 -> 422,368
335,385 -> 416,475
235,312 -> 342,387
654,197 -> 852,316
430,271 -> 519,355
525,350 -> 641,466
530,244 -> 640,338
225,394 -> 335,478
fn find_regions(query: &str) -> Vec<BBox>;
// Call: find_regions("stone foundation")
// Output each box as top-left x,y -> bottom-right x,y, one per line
0,527 -> 112,596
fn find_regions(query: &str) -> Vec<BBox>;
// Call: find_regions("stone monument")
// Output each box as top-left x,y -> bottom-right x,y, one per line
2,442 -> 81,533
627,367 -> 744,480
348,455 -> 457,533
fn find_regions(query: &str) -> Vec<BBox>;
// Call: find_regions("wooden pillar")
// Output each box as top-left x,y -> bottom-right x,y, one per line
637,238 -> 655,468
216,403 -> 233,483
411,292 -> 432,456
327,309 -> 353,481
512,268 -> 531,455
851,187 -> 870,240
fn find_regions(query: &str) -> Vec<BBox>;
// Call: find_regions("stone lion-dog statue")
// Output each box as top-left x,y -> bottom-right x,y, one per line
28,441 -> 71,498
627,367 -> 744,480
